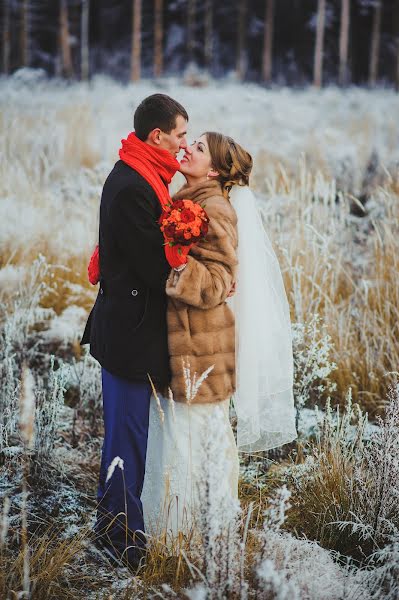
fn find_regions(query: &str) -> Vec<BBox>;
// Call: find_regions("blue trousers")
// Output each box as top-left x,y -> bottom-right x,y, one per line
95,368 -> 152,557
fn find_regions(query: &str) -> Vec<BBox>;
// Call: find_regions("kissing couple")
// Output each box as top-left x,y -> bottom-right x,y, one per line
81,93 -> 297,571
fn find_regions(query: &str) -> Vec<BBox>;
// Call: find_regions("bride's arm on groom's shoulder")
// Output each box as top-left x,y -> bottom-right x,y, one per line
166,200 -> 237,309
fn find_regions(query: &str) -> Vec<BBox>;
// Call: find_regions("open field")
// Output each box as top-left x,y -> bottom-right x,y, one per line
0,73 -> 399,598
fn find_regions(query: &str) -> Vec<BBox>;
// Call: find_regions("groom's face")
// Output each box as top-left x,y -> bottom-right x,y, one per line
158,115 -> 188,158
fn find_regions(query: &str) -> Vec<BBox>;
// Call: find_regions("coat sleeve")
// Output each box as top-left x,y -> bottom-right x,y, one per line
109,184 -> 171,291
166,201 -> 237,309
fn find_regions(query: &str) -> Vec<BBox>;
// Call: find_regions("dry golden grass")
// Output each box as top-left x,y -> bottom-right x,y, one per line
1,82 -> 398,420
0,523 -> 91,599
0,244 -> 96,317
140,530 -> 199,590
266,168 -> 399,417
281,396 -> 370,560
285,447 -> 357,554
3,169 -> 397,420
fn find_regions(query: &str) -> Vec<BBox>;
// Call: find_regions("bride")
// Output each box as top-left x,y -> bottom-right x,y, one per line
141,132 -> 297,540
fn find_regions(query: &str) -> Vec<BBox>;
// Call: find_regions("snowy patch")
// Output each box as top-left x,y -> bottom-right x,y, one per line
42,305 -> 87,346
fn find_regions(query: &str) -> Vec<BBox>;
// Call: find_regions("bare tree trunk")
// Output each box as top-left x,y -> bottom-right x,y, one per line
2,0 -> 10,74
81,0 -> 89,80
339,0 -> 350,85
236,0 -> 247,80
20,0 -> 29,67
60,0 -> 73,78
204,0 -> 213,71
262,0 -> 274,83
369,1 -> 382,86
187,0 -> 196,64
395,0 -> 399,90
131,0 -> 141,81
313,0 -> 326,88
154,0 -> 163,77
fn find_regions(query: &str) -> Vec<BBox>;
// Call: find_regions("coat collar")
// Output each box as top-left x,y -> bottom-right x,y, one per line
173,179 -> 224,204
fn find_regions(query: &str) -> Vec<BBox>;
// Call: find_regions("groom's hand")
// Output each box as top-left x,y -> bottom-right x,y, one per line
227,281 -> 236,298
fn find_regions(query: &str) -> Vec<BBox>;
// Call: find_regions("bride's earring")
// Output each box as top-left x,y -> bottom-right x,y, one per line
207,169 -> 219,180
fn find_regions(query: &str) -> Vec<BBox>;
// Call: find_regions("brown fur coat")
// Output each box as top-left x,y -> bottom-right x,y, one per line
166,179 -> 238,404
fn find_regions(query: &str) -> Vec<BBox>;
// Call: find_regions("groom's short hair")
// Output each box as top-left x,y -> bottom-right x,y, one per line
134,94 -> 188,141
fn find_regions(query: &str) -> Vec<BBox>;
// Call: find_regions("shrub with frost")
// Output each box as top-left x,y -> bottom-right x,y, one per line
34,357 -> 69,460
0,255 -> 55,368
284,383 -> 399,572
292,313 -> 337,428
69,350 -> 102,436
1,357 -> 69,467
0,256 -> 56,455
254,485 -> 372,600
284,390 -> 368,554
335,384 -> 399,555
367,537 -> 399,600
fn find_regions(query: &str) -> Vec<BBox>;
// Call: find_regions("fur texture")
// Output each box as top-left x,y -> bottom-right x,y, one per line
166,179 -> 238,404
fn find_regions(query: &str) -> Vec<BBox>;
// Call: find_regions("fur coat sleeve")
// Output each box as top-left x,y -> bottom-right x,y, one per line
166,194 -> 238,309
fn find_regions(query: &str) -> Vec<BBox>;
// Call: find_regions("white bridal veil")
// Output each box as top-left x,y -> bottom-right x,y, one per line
227,185 -> 297,453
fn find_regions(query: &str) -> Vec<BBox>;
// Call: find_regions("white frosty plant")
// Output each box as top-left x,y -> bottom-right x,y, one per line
0,255 -> 56,453
182,358 -> 215,404
335,383 -> 399,553
292,313 -> 337,429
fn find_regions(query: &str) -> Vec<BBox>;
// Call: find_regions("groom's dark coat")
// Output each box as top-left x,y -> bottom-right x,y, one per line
81,160 -> 171,386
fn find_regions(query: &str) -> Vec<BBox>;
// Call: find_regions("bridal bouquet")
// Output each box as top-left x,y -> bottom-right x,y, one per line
159,199 -> 209,247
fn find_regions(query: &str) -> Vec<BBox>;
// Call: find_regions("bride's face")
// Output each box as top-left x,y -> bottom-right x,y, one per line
179,134 -> 217,181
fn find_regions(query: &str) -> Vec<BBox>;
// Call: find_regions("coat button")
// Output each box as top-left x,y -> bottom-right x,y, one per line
131,289 -> 138,296
100,288 -> 104,295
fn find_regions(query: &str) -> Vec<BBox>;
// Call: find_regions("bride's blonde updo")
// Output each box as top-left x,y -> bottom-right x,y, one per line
203,131 -> 253,198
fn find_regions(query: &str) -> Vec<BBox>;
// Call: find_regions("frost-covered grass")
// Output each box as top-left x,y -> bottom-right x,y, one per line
3,388 -> 398,598
2,73 -> 399,408
1,73 -> 399,598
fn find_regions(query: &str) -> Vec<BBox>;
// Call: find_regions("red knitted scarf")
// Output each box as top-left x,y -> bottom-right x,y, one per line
119,132 -> 188,268
119,131 -> 179,210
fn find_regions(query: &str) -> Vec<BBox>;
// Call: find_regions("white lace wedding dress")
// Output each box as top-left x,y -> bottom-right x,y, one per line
141,393 -> 239,541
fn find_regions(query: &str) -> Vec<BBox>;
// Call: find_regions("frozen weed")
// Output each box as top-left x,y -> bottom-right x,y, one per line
292,313 -> 337,427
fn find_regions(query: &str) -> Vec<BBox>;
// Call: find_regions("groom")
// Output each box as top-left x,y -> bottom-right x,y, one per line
81,94 -> 189,569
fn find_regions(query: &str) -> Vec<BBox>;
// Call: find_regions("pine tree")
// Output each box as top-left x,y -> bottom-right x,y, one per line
313,0 -> 326,88
20,0 -> 29,67
154,0 -> 163,78
2,0 -> 10,74
262,0 -> 274,83
369,0 -> 382,86
204,0 -> 213,71
395,0 -> 399,91
131,0 -> 141,81
81,0 -> 89,80
339,0 -> 350,85
187,0 -> 196,64
236,0 -> 247,80
60,0 -> 73,78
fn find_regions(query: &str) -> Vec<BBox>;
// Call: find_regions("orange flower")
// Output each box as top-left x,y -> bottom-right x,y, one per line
160,198 -> 209,247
